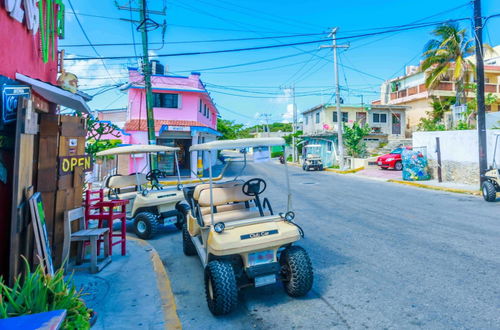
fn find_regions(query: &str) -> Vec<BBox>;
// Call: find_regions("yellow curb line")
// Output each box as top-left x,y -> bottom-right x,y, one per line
387,179 -> 481,196
325,166 -> 365,174
159,160 -> 230,186
127,236 -> 182,330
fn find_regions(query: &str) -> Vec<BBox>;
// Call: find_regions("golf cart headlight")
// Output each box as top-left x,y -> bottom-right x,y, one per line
214,222 -> 225,234
284,211 -> 295,222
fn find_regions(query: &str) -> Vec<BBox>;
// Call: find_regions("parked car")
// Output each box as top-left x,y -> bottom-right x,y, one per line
377,147 -> 405,170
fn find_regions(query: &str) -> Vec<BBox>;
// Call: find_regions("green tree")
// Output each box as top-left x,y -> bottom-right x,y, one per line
420,22 -> 475,105
217,118 -> 251,140
342,122 -> 371,157
86,116 -> 122,158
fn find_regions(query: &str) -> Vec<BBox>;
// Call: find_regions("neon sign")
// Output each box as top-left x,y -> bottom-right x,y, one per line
4,0 -> 65,63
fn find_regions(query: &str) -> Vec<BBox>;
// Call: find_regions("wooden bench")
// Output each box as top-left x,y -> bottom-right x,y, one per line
63,207 -> 111,274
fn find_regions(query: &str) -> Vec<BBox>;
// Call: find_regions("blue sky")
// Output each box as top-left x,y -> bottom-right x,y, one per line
63,0 -> 500,126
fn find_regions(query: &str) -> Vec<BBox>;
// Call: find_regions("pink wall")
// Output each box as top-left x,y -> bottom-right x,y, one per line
0,4 -> 59,84
128,70 -> 217,129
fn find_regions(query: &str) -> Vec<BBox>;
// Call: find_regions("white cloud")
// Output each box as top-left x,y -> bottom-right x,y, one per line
64,55 -> 128,90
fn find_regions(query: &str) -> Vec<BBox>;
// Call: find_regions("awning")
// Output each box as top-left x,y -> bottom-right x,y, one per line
15,73 -> 91,114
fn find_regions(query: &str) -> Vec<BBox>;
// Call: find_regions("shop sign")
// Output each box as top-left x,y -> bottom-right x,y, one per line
4,0 -> 65,63
1,85 -> 30,125
59,155 -> 92,175
168,126 -> 190,132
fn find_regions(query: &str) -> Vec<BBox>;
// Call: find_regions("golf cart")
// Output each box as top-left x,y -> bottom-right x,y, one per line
182,137 -> 313,315
96,145 -> 190,239
482,132 -> 500,202
302,144 -> 323,171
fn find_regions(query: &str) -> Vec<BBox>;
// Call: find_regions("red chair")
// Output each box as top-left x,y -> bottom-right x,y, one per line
84,190 -> 128,256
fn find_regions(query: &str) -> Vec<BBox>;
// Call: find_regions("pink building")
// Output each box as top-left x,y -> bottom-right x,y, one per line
121,66 -> 221,176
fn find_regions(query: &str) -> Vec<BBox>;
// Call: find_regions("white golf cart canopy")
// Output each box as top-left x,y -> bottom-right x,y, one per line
96,144 -> 180,156
190,137 -> 285,152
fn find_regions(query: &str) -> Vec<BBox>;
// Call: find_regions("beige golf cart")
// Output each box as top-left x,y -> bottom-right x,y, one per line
302,144 -> 323,171
182,137 -> 313,315
96,145 -> 190,239
482,132 -> 500,202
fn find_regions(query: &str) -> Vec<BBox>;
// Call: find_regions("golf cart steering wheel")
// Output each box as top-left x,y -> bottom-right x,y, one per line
146,169 -> 165,184
242,178 -> 267,196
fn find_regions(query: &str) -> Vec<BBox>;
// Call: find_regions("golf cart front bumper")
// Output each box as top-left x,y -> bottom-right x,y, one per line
246,262 -> 280,278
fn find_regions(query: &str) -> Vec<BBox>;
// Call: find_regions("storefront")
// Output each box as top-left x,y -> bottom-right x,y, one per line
0,1 -> 91,282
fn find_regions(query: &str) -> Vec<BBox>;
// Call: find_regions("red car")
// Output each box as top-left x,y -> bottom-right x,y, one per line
377,147 -> 404,170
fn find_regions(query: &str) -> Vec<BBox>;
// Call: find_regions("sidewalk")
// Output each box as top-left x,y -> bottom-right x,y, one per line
71,237 -> 181,330
353,168 -> 480,195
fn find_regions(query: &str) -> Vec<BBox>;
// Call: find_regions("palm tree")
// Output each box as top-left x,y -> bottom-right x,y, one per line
420,22 -> 475,105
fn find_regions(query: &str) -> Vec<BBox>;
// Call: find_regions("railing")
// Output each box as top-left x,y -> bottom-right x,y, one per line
390,82 -> 499,101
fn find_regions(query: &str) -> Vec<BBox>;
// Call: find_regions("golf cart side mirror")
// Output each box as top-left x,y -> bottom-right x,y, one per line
142,189 -> 149,197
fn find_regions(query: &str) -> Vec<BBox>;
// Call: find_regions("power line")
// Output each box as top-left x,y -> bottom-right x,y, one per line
60,32 -> 327,47
67,0 -> 119,83
64,16 -> 476,61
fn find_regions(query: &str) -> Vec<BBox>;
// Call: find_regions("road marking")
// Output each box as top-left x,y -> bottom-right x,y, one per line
128,236 -> 182,329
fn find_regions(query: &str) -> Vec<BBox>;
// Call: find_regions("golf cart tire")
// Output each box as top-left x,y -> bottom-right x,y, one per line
175,203 -> 190,230
319,165 -> 324,171
280,246 -> 313,297
482,180 -> 497,202
204,260 -> 238,315
182,223 -> 197,256
395,161 -> 403,171
302,164 -> 306,171
133,212 -> 161,240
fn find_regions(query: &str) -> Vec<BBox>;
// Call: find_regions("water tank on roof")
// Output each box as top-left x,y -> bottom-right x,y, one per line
151,60 -> 165,75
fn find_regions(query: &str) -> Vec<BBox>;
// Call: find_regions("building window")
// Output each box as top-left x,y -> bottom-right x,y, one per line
199,99 -> 203,112
333,111 -> 348,122
373,113 -> 387,123
305,116 -> 308,125
315,112 -> 320,124
204,104 -> 208,117
153,93 -> 180,108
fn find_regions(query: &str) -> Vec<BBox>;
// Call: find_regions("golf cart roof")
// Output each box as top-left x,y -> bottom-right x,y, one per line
96,144 -> 180,156
304,144 -> 322,148
190,137 -> 285,152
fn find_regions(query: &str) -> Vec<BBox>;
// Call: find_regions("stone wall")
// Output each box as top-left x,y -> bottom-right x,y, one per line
427,159 -> 479,186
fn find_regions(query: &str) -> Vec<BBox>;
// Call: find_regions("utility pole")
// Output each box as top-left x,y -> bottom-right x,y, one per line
291,86 -> 297,163
139,0 -> 157,169
321,28 -> 349,169
474,0 -> 487,185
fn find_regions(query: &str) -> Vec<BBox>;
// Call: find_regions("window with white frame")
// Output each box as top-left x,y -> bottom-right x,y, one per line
315,112 -> 320,124
333,111 -> 348,122
372,113 -> 387,123
305,115 -> 309,125
153,93 -> 181,108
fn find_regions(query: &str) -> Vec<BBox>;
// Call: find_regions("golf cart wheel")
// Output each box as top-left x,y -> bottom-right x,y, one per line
482,180 -> 497,202
182,223 -> 197,256
302,164 -> 306,171
395,161 -> 403,171
133,212 -> 161,240
280,246 -> 313,297
205,260 -> 238,315
175,203 -> 190,230
319,165 -> 324,171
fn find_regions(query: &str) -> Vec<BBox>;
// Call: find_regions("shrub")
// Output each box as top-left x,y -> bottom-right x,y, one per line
271,151 -> 283,158
0,258 -> 91,329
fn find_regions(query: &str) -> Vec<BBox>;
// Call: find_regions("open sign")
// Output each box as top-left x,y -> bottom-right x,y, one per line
59,155 -> 92,175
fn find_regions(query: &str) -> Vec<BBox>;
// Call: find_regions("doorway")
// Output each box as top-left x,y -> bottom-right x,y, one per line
392,113 -> 401,135
356,112 -> 367,125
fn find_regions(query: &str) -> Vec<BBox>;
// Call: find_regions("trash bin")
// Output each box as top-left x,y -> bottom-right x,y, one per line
402,147 -> 431,181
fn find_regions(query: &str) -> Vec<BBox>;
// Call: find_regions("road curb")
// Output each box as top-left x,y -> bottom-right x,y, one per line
325,166 -> 365,174
127,236 -> 182,330
387,179 -> 481,196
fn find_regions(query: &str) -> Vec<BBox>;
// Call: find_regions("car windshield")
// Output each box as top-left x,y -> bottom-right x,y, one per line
390,148 -> 403,154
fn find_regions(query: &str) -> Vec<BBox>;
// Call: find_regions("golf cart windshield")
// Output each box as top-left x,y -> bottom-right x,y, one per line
189,137 -> 291,226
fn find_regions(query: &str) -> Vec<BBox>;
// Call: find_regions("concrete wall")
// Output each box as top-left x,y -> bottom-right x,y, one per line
413,129 -> 500,185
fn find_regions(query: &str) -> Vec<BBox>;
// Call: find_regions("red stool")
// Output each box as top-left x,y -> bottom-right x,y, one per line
84,190 -> 128,256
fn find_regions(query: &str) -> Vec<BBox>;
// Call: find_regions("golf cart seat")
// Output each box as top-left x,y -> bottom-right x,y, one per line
106,173 -> 148,199
192,180 -> 245,200
197,185 -> 263,226
193,180 -> 249,215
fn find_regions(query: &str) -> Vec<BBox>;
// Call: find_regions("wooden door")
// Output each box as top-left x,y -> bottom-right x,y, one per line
356,112 -> 367,126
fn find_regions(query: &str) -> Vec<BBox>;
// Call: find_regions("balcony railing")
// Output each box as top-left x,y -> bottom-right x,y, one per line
390,82 -> 499,101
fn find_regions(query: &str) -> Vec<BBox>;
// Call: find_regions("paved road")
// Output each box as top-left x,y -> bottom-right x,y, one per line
147,157 -> 500,329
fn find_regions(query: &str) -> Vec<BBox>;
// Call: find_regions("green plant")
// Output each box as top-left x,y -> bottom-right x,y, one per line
454,120 -> 474,130
417,118 -> 446,131
286,155 -> 292,162
271,151 -> 283,158
217,119 -> 251,140
378,141 -> 388,149
329,165 -> 340,169
420,22 -> 474,105
342,122 -> 371,157
0,258 -> 91,329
